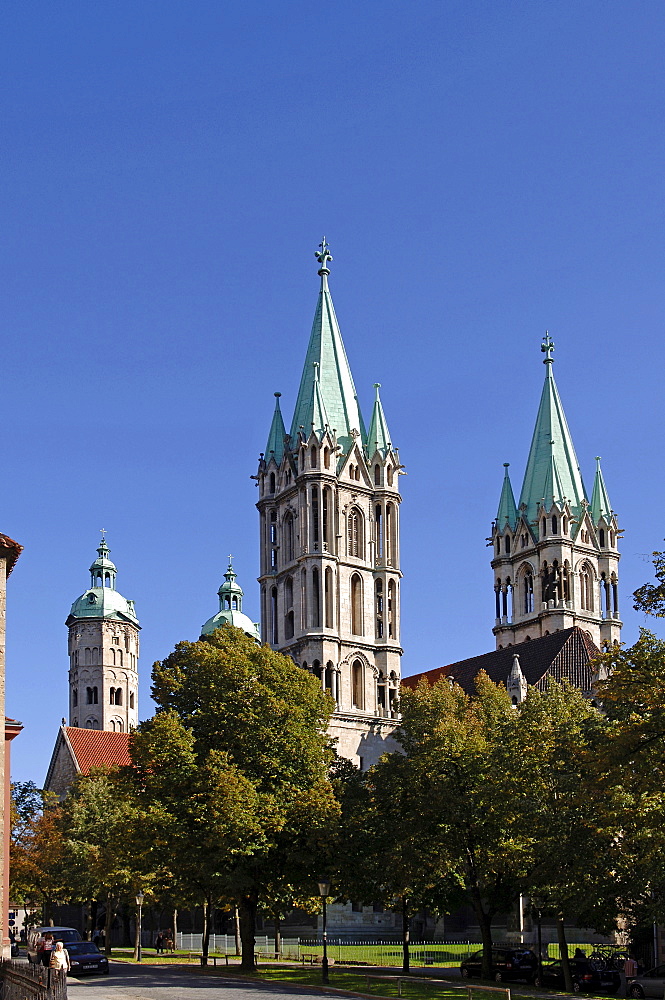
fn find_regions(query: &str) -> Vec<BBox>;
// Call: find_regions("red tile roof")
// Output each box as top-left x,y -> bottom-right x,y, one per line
64,727 -> 131,774
0,533 -> 23,576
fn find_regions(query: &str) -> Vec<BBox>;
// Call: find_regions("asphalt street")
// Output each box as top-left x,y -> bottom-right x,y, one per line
67,963 -> 354,1000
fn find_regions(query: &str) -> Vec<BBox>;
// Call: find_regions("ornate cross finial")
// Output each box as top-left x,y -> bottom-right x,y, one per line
228,553 -> 234,565
315,237 -> 333,273
541,331 -> 555,363
100,528 -> 106,541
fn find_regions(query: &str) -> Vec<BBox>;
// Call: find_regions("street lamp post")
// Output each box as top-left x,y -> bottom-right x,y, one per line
135,892 -> 145,963
317,879 -> 331,984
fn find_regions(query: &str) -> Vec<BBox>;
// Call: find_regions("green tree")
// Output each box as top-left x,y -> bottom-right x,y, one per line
150,625 -> 339,969
396,674 -> 538,978
10,784 -> 67,924
633,547 -> 665,618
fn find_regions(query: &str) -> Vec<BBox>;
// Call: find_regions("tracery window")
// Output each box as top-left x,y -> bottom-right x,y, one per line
351,574 -> 363,635
348,508 -> 363,558
375,579 -> 384,638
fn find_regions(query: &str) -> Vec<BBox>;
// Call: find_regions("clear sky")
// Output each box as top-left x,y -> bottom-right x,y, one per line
3,1 -> 665,784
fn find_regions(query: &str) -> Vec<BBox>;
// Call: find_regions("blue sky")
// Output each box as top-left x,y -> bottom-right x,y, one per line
3,2 -> 664,783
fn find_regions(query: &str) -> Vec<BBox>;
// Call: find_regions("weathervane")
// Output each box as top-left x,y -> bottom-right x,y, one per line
541,331 -> 555,363
315,237 -> 333,273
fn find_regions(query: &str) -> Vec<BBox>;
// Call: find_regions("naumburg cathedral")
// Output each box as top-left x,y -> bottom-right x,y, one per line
46,238 -> 622,938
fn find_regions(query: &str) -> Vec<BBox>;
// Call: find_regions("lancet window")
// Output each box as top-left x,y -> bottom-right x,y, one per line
351,574 -> 363,635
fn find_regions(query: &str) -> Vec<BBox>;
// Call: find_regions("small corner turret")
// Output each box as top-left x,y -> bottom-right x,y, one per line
490,336 -> 621,650
201,558 -> 260,641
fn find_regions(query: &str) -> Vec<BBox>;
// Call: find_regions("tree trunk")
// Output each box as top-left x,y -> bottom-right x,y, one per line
471,897 -> 493,979
201,898 -> 210,966
104,896 -> 114,957
172,908 -> 178,943
234,905 -> 241,956
89,900 -> 98,941
239,890 -> 258,971
273,911 -> 281,959
557,911 -> 573,993
401,896 -> 410,974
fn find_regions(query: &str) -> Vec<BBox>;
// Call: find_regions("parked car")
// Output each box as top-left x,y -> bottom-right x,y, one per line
27,926 -> 82,965
535,957 -> 621,993
460,948 -> 539,982
627,964 -> 665,998
65,941 -> 109,976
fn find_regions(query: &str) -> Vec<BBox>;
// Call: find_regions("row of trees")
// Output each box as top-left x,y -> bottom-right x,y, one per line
11,556 -> 665,984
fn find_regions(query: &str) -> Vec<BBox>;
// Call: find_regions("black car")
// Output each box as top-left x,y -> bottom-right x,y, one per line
65,942 -> 109,976
535,958 -> 621,994
460,948 -> 539,983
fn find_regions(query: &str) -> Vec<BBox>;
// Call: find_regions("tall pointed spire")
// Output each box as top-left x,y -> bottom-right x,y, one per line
591,456 -> 613,524
518,333 -> 588,522
265,392 -> 286,465
289,239 -> 364,455
496,463 -> 517,529
309,362 -> 331,439
367,383 -> 392,457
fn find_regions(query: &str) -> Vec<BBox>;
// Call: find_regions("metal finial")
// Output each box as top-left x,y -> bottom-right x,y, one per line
274,391 -> 281,398
541,331 -> 555,363
503,462 -> 510,468
315,237 -> 333,273
313,361 -> 320,381
100,528 -> 106,541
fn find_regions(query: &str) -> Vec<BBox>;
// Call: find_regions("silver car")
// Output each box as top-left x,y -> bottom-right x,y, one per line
628,965 -> 665,998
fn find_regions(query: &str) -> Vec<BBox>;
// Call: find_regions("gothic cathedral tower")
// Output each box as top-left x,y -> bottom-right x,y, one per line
491,335 -> 621,649
66,537 -> 140,731
256,241 -> 402,767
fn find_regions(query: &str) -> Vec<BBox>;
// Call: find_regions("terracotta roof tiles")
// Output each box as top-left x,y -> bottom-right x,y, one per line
64,727 -> 131,774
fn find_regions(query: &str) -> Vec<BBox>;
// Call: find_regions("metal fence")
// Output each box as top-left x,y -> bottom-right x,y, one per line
175,934 -> 617,967
1,961 -> 68,1000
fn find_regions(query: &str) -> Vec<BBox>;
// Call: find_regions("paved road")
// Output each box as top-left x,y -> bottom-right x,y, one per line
68,963 -> 352,1000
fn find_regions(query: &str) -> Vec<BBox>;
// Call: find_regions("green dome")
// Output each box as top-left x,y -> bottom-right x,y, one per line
201,608 -> 260,641
201,559 -> 260,642
67,538 -> 139,626
68,587 -> 139,624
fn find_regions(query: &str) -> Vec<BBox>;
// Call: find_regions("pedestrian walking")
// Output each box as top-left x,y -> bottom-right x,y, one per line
49,941 -> 71,973
155,933 -> 164,954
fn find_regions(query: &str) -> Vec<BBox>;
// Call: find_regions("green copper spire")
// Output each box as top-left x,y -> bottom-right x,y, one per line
265,392 -> 286,465
591,456 -> 613,524
496,463 -> 518,529
289,239 -> 364,455
518,334 -> 588,522
367,383 -> 392,457
309,362 -> 331,439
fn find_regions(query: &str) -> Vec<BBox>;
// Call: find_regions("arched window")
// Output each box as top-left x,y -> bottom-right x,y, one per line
284,577 -> 294,639
579,564 -> 593,611
523,571 -> 534,614
93,647 -> 99,663
111,648 -> 116,666
562,516 -> 568,534
311,445 -> 317,468
551,516 -> 557,534
269,472 -> 276,493
356,465 -> 361,481
376,504 -> 384,560
129,692 -> 135,709
375,579 -> 384,638
300,569 -> 307,630
299,447 -> 305,471
505,534 -> 511,554
351,574 -> 363,635
388,580 -> 396,638
352,660 -> 364,710
563,561 -> 570,601
285,576 -> 293,608
349,463 -> 355,479
285,609 -> 294,640
325,567 -> 333,628
104,573 -> 111,587
542,518 -> 546,537
374,464 -> 380,485
92,686 -> 98,704
324,446 -> 330,469
386,503 -> 396,565
116,689 -> 122,706
322,487 -> 330,551
599,528 -> 605,547
271,587 -> 278,644
86,687 -> 93,704
496,538 -> 500,556
109,688 -> 115,705
348,507 -> 363,558
312,659 -> 322,680
387,465 -> 394,487
72,689 -> 78,707
311,486 -> 319,551
312,567 -> 321,627
270,510 -> 278,569
284,514 -> 294,562
610,530 -> 616,547
84,647 -> 91,666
